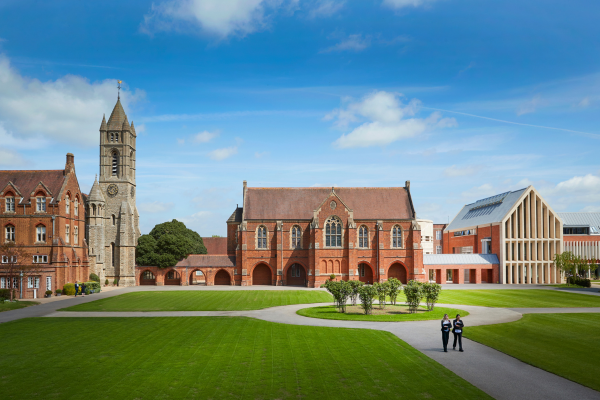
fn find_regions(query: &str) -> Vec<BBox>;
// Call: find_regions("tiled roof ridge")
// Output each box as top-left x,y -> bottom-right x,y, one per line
248,187 -> 406,190
1,169 -> 64,173
466,187 -> 528,206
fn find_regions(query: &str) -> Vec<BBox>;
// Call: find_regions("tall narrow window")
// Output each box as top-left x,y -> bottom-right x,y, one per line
325,216 -> 342,247
112,215 -> 116,226
112,152 -> 118,176
257,226 -> 267,249
65,225 -> 70,244
291,226 -> 301,249
392,225 -> 402,248
65,195 -> 70,214
46,276 -> 52,291
37,197 -> 46,212
115,132 -> 119,142
5,225 -> 15,242
359,226 -> 368,248
74,198 -> 78,216
74,226 -> 79,245
5,197 -> 15,212
36,226 -> 46,242
111,243 -> 115,266
110,133 -> 114,142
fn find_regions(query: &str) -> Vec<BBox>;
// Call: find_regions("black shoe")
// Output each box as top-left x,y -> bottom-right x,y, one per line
444,350 -> 448,352
459,349 -> 464,352
453,347 -> 456,350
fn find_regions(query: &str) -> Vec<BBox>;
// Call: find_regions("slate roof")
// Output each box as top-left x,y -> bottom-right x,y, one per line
445,188 -> 528,232
202,237 -> 228,255
176,255 -> 236,268
423,254 -> 500,265
107,98 -> 127,130
87,176 -> 105,202
244,187 -> 414,220
559,212 -> 600,233
0,170 -> 67,204
227,207 -> 243,223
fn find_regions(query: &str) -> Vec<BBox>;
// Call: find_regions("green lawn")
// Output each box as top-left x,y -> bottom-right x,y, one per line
430,289 -> 600,308
0,317 -> 491,400
61,290 -> 333,312
0,300 -> 39,312
466,313 -> 600,392
298,305 -> 469,321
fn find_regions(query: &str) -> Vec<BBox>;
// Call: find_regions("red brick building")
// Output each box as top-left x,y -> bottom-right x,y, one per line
433,223 -> 446,254
136,181 -> 426,287
0,154 -> 90,298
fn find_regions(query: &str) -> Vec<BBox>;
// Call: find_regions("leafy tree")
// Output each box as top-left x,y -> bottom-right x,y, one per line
0,242 -> 44,301
135,219 -> 206,268
322,280 -> 351,313
422,282 -> 442,311
358,284 -> 377,315
387,278 -> 402,305
403,280 -> 424,313
555,252 -> 577,285
89,273 -> 100,283
374,282 -> 390,309
348,280 -> 363,306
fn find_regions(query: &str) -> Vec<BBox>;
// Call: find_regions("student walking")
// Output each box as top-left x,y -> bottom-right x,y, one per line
74,282 -> 79,297
81,282 -> 87,296
453,314 -> 464,352
441,314 -> 452,352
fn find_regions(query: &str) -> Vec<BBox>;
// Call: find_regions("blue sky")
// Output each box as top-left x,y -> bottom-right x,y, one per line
0,0 -> 599,236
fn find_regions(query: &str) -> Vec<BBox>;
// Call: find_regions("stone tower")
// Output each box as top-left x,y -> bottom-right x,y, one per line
94,97 -> 141,286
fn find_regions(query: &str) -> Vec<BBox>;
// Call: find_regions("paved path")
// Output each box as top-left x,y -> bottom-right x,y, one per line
4,285 -> 600,400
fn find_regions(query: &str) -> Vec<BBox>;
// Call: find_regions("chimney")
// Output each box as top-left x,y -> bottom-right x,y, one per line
243,180 -> 247,204
405,180 -> 410,190
65,153 -> 75,174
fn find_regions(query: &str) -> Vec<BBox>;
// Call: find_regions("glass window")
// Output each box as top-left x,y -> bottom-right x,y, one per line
142,270 -> 155,279
392,225 -> 402,248
436,230 -> 441,240
290,264 -> 301,277
359,226 -> 368,248
28,277 -> 33,288
65,196 -> 70,214
46,276 -> 52,291
291,226 -> 301,249
0,277 -> 5,289
74,226 -> 78,245
74,198 -> 78,216
5,225 -> 15,242
36,226 -> 46,242
436,246 -> 442,254
446,270 -> 453,282
37,197 -> 46,212
325,216 -> 342,247
257,226 -> 267,249
65,225 -> 70,244
5,197 -> 15,212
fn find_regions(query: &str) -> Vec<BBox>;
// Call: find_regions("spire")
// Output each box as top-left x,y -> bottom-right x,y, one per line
130,121 -> 137,136
100,114 -> 107,131
88,175 -> 105,203
107,98 -> 127,130
122,115 -> 130,131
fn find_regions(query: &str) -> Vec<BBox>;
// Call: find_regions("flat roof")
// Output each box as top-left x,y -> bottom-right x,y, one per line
423,254 -> 499,265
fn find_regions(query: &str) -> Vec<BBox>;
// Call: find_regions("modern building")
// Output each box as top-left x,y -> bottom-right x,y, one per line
0,154 -> 90,298
136,181 -> 425,287
443,186 -> 563,284
417,219 -> 434,255
560,212 -> 600,274
85,97 -> 141,286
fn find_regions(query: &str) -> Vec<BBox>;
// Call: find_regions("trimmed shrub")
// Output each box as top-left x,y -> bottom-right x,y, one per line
348,280 -> 363,306
374,282 -> 390,309
387,278 -> 402,305
358,284 -> 377,315
89,273 -> 100,282
83,281 -> 101,293
329,274 -> 336,281
0,288 -> 15,301
322,280 -> 351,313
62,283 -> 76,296
422,282 -> 442,311
113,278 -> 118,286
403,280 -> 424,313
105,279 -> 109,286
567,276 -> 591,288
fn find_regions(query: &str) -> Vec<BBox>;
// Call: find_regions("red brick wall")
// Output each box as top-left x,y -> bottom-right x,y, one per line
202,237 -> 228,255
136,265 -> 235,286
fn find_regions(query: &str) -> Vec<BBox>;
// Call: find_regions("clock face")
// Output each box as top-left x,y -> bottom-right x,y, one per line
107,184 -> 119,197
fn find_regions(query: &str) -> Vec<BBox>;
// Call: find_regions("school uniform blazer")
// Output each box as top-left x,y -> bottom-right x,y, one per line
452,320 -> 464,333
441,320 -> 452,332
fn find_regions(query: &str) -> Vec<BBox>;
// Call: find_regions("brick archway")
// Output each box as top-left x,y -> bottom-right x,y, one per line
252,263 -> 272,285
189,269 -> 206,285
388,262 -> 408,284
286,263 -> 307,286
140,270 -> 155,285
164,269 -> 180,285
358,263 -> 373,284
214,269 -> 231,285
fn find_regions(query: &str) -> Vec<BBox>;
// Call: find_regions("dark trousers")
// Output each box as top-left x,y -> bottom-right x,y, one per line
453,332 -> 463,350
442,331 -> 450,351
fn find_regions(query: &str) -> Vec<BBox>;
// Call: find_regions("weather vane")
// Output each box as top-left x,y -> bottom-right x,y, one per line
117,80 -> 122,99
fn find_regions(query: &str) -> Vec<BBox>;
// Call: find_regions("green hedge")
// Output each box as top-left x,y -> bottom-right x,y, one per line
0,288 -> 16,301
62,282 -> 102,295
567,276 -> 591,288
62,283 -> 76,296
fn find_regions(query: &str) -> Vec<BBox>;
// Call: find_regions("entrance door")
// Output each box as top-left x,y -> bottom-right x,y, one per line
253,264 -> 272,285
358,263 -> 373,284
140,270 -> 156,285
387,263 -> 407,284
214,270 -> 231,285
286,264 -> 306,286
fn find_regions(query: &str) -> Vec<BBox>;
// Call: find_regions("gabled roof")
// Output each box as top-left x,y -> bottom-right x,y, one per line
176,255 -> 236,268
244,187 -> 414,220
0,170 -> 67,203
445,188 -> 528,232
227,207 -> 243,223
423,254 -> 499,265
559,212 -> 600,233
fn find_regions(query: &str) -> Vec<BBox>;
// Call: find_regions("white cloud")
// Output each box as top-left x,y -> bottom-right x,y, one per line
516,94 -> 542,116
382,0 -> 438,9
308,0 -> 345,18
138,201 -> 175,214
210,145 -> 238,160
321,34 -> 371,53
0,54 -> 144,147
327,91 -> 456,148
193,130 -> 219,143
443,165 -> 482,178
0,148 -> 25,166
555,174 -> 600,194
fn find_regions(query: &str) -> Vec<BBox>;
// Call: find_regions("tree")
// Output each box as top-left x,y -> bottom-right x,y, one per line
348,280 -> 363,306
387,278 -> 402,305
135,219 -> 207,268
374,282 -> 390,309
422,282 -> 442,311
358,284 -> 377,315
322,280 -> 351,313
0,242 -> 45,301
403,280 -> 424,313
555,252 -> 577,285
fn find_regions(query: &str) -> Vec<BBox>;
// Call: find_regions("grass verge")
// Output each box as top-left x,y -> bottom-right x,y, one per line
466,313 -> 600,392
0,317 -> 491,399
297,304 -> 469,321
429,289 -> 600,308
0,301 -> 39,312
60,290 -> 332,312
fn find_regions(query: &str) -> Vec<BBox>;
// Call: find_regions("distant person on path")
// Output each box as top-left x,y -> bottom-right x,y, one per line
441,314 -> 452,352
81,282 -> 86,296
74,282 -> 79,297
453,314 -> 464,352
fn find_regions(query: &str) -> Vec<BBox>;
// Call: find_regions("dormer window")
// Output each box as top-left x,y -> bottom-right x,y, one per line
36,197 -> 46,212
5,196 -> 15,212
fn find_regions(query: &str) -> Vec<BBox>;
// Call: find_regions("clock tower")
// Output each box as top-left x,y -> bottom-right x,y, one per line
90,95 -> 141,286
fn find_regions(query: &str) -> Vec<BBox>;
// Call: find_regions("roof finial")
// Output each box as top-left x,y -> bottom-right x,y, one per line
117,80 -> 122,99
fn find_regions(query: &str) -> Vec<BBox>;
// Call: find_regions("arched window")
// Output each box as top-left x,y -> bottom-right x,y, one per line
65,225 -> 70,244
74,226 -> 78,245
392,225 -> 403,248
65,195 -> 70,214
112,152 -> 118,176
291,226 -> 302,249
325,216 -> 342,247
110,133 -> 114,142
142,270 -> 155,279
36,225 -> 46,242
92,204 -> 96,216
74,197 -> 79,216
36,196 -> 46,212
5,225 -> 15,242
167,270 -> 178,279
115,132 -> 119,142
257,226 -> 267,249
359,226 -> 368,248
